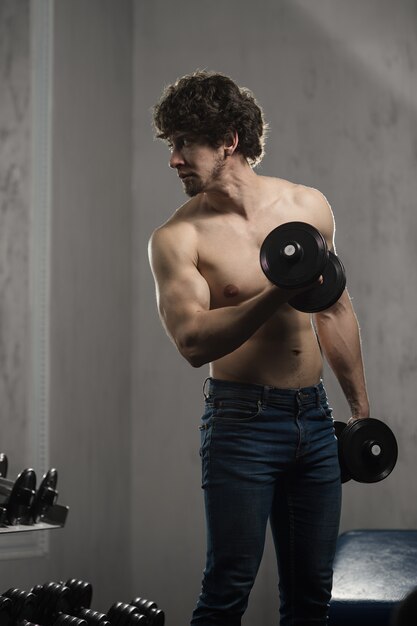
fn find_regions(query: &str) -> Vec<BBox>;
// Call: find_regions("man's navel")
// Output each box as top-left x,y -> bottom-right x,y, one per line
223,284 -> 240,298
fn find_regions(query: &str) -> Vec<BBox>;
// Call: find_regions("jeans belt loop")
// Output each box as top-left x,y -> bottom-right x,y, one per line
202,377 -> 211,400
315,385 -> 321,408
261,385 -> 270,408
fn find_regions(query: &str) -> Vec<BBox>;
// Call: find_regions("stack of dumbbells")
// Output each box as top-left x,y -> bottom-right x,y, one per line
0,579 -> 164,625
0,453 -> 68,529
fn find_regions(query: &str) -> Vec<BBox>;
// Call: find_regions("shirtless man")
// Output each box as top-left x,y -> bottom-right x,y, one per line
149,71 -> 369,626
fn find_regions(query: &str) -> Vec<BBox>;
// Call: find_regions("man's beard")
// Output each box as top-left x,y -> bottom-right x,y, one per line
183,154 -> 225,197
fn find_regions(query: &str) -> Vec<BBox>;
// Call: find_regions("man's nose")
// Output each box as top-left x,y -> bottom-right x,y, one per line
169,147 -> 185,169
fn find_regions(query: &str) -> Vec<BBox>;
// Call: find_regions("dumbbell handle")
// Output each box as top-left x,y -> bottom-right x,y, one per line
281,241 -> 303,262
363,440 -> 382,457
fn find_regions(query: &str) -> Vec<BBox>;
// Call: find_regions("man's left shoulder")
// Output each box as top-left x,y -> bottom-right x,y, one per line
289,184 -> 335,245
266,177 -> 330,210
293,184 -> 331,212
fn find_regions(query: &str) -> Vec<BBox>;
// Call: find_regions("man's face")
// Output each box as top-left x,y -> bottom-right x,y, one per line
168,134 -> 226,197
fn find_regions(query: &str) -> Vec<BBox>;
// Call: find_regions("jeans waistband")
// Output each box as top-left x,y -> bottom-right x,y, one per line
203,377 -> 327,408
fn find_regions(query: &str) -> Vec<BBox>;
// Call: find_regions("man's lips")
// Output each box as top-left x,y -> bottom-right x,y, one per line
178,173 -> 194,179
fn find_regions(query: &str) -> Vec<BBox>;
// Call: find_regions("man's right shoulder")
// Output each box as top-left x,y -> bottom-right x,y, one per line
152,194 -> 200,233
150,214 -> 196,245
152,196 -> 199,234
148,206 -> 199,266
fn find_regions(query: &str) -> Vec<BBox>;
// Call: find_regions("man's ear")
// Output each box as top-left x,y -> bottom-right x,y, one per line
224,130 -> 239,156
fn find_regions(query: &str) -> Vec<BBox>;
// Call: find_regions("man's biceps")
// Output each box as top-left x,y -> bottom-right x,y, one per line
159,301 -> 202,344
172,270 -> 211,307
158,289 -> 203,321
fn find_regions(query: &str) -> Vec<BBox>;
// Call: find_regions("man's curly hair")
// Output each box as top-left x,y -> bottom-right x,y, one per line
153,71 -> 268,167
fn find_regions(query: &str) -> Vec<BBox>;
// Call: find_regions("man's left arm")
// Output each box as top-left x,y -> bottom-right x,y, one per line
314,291 -> 370,421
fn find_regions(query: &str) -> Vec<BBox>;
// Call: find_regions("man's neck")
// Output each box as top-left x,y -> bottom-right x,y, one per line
203,161 -> 262,219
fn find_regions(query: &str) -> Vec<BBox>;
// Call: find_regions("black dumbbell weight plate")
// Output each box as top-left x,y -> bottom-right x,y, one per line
54,615 -> 88,625
65,579 -> 93,612
32,582 -> 72,624
31,468 -> 58,523
6,469 -> 36,524
289,251 -> 346,313
333,421 -> 351,483
0,597 -> 13,626
108,602 -> 147,625
131,597 -> 165,626
79,608 -> 111,625
0,453 -> 8,478
0,506 -> 7,525
3,588 -> 37,622
260,222 -> 328,289
342,418 -> 398,483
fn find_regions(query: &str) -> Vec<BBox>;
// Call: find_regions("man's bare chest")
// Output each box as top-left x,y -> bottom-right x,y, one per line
196,218 -> 278,308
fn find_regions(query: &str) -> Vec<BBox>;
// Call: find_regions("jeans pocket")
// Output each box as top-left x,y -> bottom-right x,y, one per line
212,398 -> 262,423
199,420 -> 212,488
318,397 -> 334,421
199,414 -> 212,457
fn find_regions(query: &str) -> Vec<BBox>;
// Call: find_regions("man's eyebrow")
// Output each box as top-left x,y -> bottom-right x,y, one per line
168,133 -> 196,147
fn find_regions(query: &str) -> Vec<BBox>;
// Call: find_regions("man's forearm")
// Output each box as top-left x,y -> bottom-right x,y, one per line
177,284 -> 290,367
314,292 -> 370,418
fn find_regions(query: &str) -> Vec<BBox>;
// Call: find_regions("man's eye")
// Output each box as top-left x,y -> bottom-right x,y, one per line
169,137 -> 192,151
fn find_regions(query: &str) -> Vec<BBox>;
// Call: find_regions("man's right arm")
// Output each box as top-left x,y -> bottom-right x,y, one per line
148,226 -> 293,368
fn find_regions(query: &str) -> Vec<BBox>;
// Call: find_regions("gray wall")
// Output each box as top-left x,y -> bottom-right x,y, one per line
132,1 -> 417,624
49,0 -> 133,610
0,0 -> 31,477
0,0 -> 133,612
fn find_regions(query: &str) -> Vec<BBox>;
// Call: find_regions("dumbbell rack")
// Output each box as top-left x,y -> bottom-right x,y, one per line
0,503 -> 68,534
0,453 -> 69,534
0,462 -> 164,624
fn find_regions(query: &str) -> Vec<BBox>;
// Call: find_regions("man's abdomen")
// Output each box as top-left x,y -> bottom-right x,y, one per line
211,324 -> 323,389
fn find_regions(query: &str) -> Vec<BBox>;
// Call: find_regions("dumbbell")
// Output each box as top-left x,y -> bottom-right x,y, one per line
31,582 -> 73,625
30,469 -> 59,524
31,580 -> 104,626
31,580 -> 112,626
75,608 -> 110,626
260,221 -> 346,312
0,453 -> 8,478
0,455 -> 8,525
0,468 -> 37,525
130,598 -> 165,626
1,581 -> 164,626
1,588 -> 38,623
334,418 -> 398,483
64,579 -> 111,626
0,596 -> 13,626
107,602 -> 148,624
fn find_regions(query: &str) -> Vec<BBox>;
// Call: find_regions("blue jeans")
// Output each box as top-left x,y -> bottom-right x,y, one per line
191,378 -> 342,626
